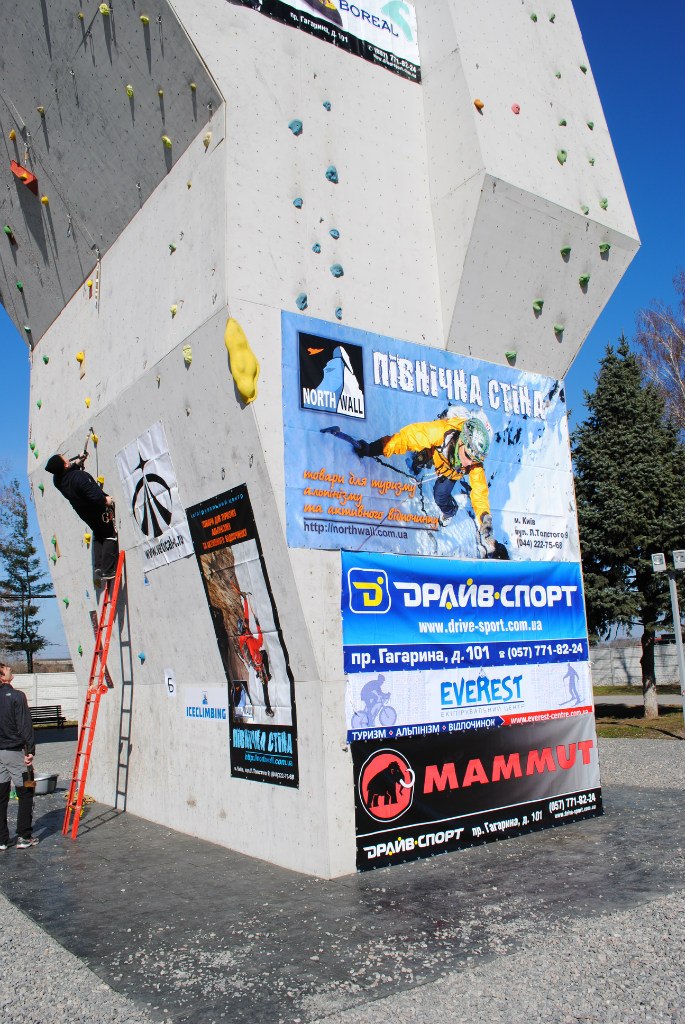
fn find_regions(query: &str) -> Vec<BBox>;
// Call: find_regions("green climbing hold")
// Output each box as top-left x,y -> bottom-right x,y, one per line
78,644 -> 83,656
558,118 -> 567,127
599,243 -> 611,255
38,483 -> 44,495
505,351 -> 517,365
330,263 -> 344,278
549,12 -> 556,21
296,293 -> 308,311
24,326 -> 31,334
42,355 -> 49,364
29,441 -> 35,451
325,165 -> 339,184
33,450 -> 39,459
579,274 -> 590,286
560,246 -> 571,258
588,157 -> 595,166
580,64 -> 587,74
555,71 -> 561,79
532,299 -> 544,313
530,12 -> 538,21
293,197 -> 303,209
169,243 -> 177,254
51,536 -> 57,547
16,281 -> 23,291
587,121 -> 594,130
288,119 -> 303,136
553,323 -> 565,335
599,197 -> 608,210
36,399 -> 42,409
580,204 -> 589,215
63,597 -> 70,608
557,149 -> 567,165
50,554 -> 57,564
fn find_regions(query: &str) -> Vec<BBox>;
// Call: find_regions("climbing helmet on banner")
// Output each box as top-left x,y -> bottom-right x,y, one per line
458,419 -> 490,463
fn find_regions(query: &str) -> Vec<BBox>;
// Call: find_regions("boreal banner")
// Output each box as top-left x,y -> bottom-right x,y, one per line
353,717 -> 602,870
282,313 -> 578,562
186,485 -> 299,788
341,552 -> 593,741
227,0 -> 421,83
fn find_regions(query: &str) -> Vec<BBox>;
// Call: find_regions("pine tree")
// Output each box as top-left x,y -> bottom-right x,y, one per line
0,480 -> 52,671
572,337 -> 685,718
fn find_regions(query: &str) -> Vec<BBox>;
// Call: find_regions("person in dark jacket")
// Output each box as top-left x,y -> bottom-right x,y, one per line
0,663 -> 37,849
45,453 -> 119,581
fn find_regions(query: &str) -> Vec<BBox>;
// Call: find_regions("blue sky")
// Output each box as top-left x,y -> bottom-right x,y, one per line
1,0 -> 683,657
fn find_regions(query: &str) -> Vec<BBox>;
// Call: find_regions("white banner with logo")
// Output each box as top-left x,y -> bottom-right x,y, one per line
115,421 -> 193,570
183,686 -> 229,723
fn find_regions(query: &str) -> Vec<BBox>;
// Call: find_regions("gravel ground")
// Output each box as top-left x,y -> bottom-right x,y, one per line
0,737 -> 682,1024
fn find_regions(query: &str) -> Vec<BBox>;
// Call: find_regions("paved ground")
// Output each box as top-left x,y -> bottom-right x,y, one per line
0,730 -> 683,1024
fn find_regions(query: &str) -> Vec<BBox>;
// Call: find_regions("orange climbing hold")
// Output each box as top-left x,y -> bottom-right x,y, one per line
10,160 -> 38,195
473,98 -> 485,111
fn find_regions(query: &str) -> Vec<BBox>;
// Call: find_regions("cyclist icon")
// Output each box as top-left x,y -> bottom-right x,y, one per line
351,675 -> 397,729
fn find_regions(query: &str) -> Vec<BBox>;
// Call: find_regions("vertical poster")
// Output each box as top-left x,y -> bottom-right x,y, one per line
186,485 -> 299,787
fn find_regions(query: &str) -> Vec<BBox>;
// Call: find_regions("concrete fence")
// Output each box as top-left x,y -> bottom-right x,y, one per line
590,645 -> 681,687
12,673 -> 79,722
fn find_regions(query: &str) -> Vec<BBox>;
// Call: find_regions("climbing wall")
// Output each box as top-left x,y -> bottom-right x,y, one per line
3,0 -> 638,877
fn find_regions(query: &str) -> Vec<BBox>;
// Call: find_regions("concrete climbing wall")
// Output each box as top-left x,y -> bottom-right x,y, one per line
3,0 -> 639,876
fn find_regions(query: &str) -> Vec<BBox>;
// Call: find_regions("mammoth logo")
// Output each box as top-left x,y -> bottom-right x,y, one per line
130,453 -> 174,538
358,748 -> 415,821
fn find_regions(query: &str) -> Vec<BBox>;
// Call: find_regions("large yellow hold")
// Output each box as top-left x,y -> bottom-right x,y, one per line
224,317 -> 259,404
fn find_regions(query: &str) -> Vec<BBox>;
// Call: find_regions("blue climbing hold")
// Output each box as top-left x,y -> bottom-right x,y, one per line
323,101 -> 331,111
335,307 -> 343,321
329,228 -> 340,239
288,119 -> 303,136
296,293 -> 308,311
293,197 -> 303,209
138,652 -> 146,664
325,165 -> 339,184
312,243 -> 321,254
330,264 -> 344,278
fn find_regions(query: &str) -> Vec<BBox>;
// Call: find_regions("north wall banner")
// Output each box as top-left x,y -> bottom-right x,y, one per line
186,485 -> 299,788
227,0 -> 421,83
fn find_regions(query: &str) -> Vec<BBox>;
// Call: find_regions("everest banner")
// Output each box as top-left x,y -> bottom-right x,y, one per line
341,552 -> 593,741
282,313 -> 579,562
227,0 -> 421,83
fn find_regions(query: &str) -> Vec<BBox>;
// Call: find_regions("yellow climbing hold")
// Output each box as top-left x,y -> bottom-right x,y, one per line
76,351 -> 85,364
41,195 -> 49,205
78,11 -> 84,19
170,304 -> 178,318
183,344 -> 193,366
161,135 -> 172,148
224,317 -> 260,405
97,475 -> 105,485
190,82 -> 197,91
91,432 -> 99,445
9,129 -> 16,141
86,278 -> 93,288
140,14 -> 150,24
37,106 -> 45,116
83,532 -> 92,547
99,4 -> 110,14
126,84 -> 134,98
85,397 -> 91,408
158,89 -> 164,98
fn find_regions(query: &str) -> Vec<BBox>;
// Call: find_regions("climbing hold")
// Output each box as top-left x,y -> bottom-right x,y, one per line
329,228 -> 340,239
138,652 -> 146,663
51,535 -> 57,548
97,475 -> 105,485
169,243 -> 177,254
140,14 -> 150,24
323,101 -> 332,111
558,118 -> 567,127
580,204 -> 589,215
224,317 -> 260,404
190,82 -> 197,91
76,351 -> 85,364
532,299 -> 544,313
36,106 -> 45,117
16,280 -> 23,291
599,197 -> 608,210
530,13 -> 538,21
158,89 -> 164,98
203,132 -> 212,149
473,98 -> 485,111
78,11 -> 84,19
587,121 -> 594,130
555,71 -> 561,79
288,119 -> 303,136
85,397 -> 91,408
83,532 -> 92,547
8,129 -> 16,141
50,554 -> 57,564
557,149 -> 567,165
33,450 -> 39,459
588,157 -> 595,166
78,645 -> 83,657
29,441 -> 36,451
553,324 -> 565,336
24,326 -> 31,335
42,354 -> 49,364
560,246 -> 571,259
38,483 -> 44,495
312,243 -> 321,254
170,304 -> 178,318
599,243 -> 611,255
505,351 -> 517,366
293,197 -> 303,209
579,274 -> 590,287
10,161 -> 38,194
40,195 -> 49,205
330,263 -> 344,278
325,165 -> 339,184
549,12 -> 556,21
126,84 -> 134,97
3,225 -> 16,243
580,65 -> 587,74
296,292 -> 308,311
36,399 -> 42,409
86,278 -> 93,289
161,135 -> 172,148
91,433 -> 98,445
511,103 -> 520,114
183,344 -> 193,367
335,307 -> 343,321
99,4 -> 110,14
63,597 -> 70,608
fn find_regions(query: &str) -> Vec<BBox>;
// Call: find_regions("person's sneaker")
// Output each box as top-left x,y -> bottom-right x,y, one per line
16,836 -> 38,849
0,843 -> 8,851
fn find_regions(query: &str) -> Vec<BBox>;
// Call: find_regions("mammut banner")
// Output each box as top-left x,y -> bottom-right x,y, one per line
353,717 -> 602,870
342,552 -> 593,741
282,313 -> 579,562
186,486 -> 299,788
227,0 -> 421,83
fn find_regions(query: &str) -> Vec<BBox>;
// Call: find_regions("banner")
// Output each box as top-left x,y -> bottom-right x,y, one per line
115,421 -> 193,570
352,717 -> 602,870
282,313 -> 578,562
228,0 -> 421,83
186,485 -> 299,787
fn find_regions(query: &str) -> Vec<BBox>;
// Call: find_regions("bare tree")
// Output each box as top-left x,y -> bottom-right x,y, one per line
635,271 -> 685,432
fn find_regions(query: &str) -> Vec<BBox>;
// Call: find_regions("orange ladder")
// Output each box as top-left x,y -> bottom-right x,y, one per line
63,552 -> 126,839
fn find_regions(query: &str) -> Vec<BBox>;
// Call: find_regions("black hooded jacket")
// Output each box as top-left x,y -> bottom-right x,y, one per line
53,464 -> 108,532
0,684 -> 35,753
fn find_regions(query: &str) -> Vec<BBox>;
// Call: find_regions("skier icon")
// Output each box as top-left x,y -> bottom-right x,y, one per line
351,675 -> 397,729
560,663 -> 582,706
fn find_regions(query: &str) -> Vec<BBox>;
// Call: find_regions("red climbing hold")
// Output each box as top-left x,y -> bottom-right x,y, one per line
10,160 -> 38,195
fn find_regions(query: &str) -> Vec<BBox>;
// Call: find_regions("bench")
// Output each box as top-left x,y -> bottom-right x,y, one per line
30,705 -> 66,728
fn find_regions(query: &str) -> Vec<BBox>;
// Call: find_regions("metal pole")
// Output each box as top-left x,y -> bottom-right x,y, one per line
667,572 -> 685,728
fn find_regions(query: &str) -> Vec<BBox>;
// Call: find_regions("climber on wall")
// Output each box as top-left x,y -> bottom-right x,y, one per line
235,591 -> 275,718
45,451 -> 119,583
